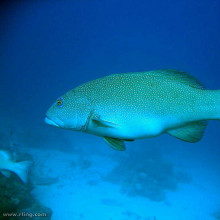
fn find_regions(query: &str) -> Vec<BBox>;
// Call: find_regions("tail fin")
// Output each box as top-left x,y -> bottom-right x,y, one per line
13,161 -> 32,183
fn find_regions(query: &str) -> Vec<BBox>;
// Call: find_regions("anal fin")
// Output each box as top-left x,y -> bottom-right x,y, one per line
166,120 -> 207,143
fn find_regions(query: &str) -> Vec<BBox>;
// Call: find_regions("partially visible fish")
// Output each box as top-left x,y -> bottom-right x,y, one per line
0,150 -> 32,183
45,69 -> 220,150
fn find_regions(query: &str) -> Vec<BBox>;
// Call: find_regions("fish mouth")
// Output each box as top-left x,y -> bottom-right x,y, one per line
45,117 -> 61,127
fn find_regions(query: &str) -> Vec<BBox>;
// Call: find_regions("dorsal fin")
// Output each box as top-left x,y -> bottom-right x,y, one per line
166,120 -> 207,143
143,69 -> 205,89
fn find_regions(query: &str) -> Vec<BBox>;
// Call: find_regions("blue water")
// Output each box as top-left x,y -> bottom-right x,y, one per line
0,0 -> 220,219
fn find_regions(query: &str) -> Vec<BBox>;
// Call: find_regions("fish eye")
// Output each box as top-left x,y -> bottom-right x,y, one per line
56,97 -> 64,107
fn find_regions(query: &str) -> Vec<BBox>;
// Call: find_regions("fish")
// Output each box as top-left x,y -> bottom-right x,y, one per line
45,69 -> 220,151
0,150 -> 32,183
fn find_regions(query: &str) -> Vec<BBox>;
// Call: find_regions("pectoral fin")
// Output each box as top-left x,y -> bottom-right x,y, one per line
104,137 -> 126,151
92,115 -> 120,128
167,120 -> 207,143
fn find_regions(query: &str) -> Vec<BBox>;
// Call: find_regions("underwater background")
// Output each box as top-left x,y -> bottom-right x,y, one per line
0,0 -> 220,219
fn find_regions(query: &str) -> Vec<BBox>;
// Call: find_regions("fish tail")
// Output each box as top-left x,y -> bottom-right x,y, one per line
13,161 -> 32,183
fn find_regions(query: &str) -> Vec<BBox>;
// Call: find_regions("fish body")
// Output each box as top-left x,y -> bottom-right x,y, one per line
45,69 -> 220,150
0,150 -> 32,183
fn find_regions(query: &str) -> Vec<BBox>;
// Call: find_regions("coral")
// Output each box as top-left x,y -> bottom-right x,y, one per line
19,204 -> 52,220
0,172 -> 52,220
0,174 -> 33,215
104,146 -> 191,202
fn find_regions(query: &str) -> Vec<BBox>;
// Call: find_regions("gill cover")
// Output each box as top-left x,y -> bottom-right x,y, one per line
73,95 -> 92,131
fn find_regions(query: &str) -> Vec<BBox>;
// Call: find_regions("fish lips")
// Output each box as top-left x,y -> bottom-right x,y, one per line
44,117 -> 64,128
